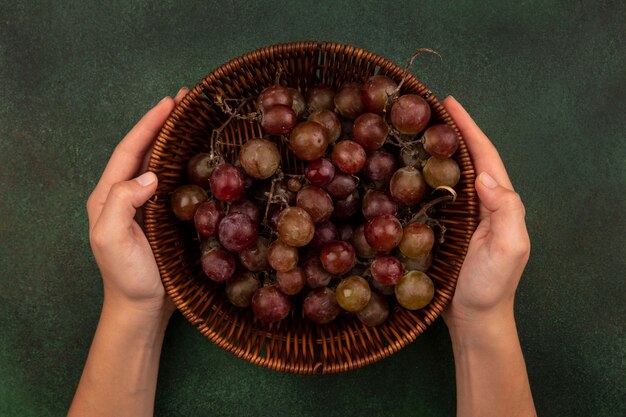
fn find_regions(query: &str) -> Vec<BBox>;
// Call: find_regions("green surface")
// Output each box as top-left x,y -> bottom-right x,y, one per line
1,1 -> 625,416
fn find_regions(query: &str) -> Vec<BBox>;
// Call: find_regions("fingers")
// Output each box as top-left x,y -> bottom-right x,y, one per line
87,97 -> 175,226
173,87 -> 189,103
475,172 -> 530,259
92,172 -> 158,244
441,96 -> 514,190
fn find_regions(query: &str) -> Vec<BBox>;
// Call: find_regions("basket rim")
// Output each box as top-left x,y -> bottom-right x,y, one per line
145,40 -> 478,374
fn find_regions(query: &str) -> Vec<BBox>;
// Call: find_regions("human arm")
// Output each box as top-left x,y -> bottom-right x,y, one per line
441,97 -> 536,417
68,88 -> 188,417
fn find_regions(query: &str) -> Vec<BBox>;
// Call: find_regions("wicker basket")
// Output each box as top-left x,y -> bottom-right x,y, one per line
145,41 -> 478,374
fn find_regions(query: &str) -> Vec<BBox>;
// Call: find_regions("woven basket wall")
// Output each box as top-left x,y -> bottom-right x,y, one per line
144,41 -> 478,374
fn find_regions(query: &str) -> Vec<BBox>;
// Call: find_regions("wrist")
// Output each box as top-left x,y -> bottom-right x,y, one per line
101,295 -> 171,340
446,305 -> 518,351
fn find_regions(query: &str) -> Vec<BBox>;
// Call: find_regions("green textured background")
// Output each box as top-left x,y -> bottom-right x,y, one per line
1,1 -> 624,416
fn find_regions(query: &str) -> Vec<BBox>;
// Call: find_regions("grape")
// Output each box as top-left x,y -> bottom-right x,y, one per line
257,85 -> 292,112
395,271 -> 435,310
353,113 -> 388,151
361,75 -> 398,115
272,179 -> 297,206
296,186 -> 334,223
362,189 -> 397,219
389,166 -> 426,205
320,240 -> 356,275
218,213 -> 258,253
334,82 -> 365,119
267,240 -> 299,272
306,84 -> 335,113
287,178 -> 303,192
305,158 -> 335,186
400,252 -> 432,273
363,149 -> 397,183
251,286 -> 291,323
302,257 -> 333,288
194,200 -> 224,237
289,121 -> 330,161
308,110 -> 341,143
331,140 -> 366,174
336,223 -> 354,242
323,172 -> 358,200
422,157 -> 461,188
333,190 -> 360,220
423,124 -> 459,158
276,207 -> 315,247
239,138 -> 281,179
171,184 -> 208,221
364,214 -> 403,252
276,267 -> 306,295
303,287 -> 341,324
356,291 -> 389,326
239,236 -> 270,272
371,255 -> 403,285
389,94 -> 431,135
229,199 -> 261,224
186,153 -> 214,188
261,105 -> 298,135
309,220 -> 338,251
225,272 -> 261,307
369,278 -> 395,296
210,163 -> 245,203
399,222 -> 434,259
351,224 -> 376,259
336,276 -> 371,312
288,87 -> 306,116
201,246 -> 236,282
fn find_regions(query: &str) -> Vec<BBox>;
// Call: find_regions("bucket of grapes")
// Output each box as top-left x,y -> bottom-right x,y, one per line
145,41 -> 478,373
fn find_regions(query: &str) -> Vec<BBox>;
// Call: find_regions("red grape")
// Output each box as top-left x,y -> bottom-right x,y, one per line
331,140 -> 366,174
302,257 -> 333,288
371,255 -> 403,285
423,124 -> 459,158
395,271 -> 434,310
306,84 -> 335,113
267,240 -> 299,272
305,158 -> 335,186
362,189 -> 397,219
323,172 -> 358,200
210,163 -> 245,203
308,109 -> 341,143
389,166 -> 426,205
289,121 -> 330,161
389,94 -> 431,135
363,149 -> 397,183
336,223 -> 354,242
194,199 -> 224,237
422,157 -> 461,188
296,186 -> 334,223
257,85 -> 292,112
333,190 -> 360,220
356,292 -> 389,326
361,75 -> 398,115
336,276 -> 371,312
303,287 -> 341,324
239,236 -> 270,272
218,213 -> 258,253
252,286 -> 291,323
225,272 -> 261,307
261,105 -> 298,135
171,184 -> 208,221
229,199 -> 261,224
276,207 -> 315,247
309,220 -> 339,251
186,153 -> 214,188
320,240 -> 356,275
400,252 -> 432,272
334,82 -> 365,119
287,178 -> 303,192
364,214 -> 403,252
369,278 -> 395,296
351,224 -> 376,259
276,267 -> 306,295
399,222 -> 434,259
201,246 -> 236,282
239,138 -> 281,179
353,113 -> 388,151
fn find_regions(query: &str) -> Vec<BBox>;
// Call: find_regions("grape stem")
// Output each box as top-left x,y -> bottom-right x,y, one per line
393,48 -> 443,97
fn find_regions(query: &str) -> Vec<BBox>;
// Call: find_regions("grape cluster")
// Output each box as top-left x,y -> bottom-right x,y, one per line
170,74 -> 460,326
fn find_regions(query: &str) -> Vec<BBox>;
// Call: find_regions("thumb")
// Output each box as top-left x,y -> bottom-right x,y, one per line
475,172 -> 529,256
96,172 -> 158,237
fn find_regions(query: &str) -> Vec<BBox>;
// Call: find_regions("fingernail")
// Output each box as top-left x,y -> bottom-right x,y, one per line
177,87 -> 188,95
159,96 -> 170,104
136,171 -> 156,187
479,172 -> 498,189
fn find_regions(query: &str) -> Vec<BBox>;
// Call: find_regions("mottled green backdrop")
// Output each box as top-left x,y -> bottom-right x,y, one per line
1,1 -> 624,416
